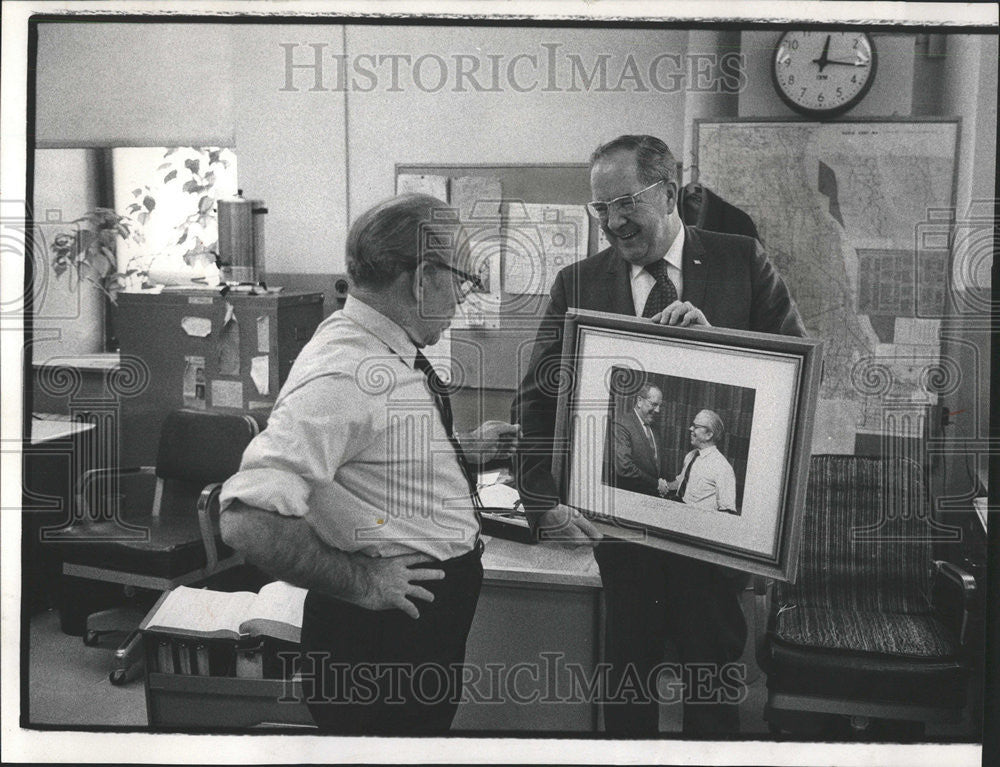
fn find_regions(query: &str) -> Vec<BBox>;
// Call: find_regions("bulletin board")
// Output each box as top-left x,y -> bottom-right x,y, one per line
395,163 -> 595,392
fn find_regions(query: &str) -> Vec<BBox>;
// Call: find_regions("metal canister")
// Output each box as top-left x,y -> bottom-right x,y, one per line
218,190 -> 265,283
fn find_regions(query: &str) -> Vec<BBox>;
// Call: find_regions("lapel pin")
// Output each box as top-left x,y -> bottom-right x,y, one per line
693,259 -> 702,265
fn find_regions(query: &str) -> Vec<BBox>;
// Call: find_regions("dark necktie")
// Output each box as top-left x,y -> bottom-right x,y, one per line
641,259 -> 679,318
676,452 -> 699,501
414,351 -> 482,510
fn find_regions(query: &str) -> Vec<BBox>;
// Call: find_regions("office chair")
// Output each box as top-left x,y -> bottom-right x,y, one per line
756,454 -> 980,739
57,408 -> 259,685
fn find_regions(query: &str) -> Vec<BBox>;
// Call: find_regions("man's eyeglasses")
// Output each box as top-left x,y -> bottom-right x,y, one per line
586,180 -> 664,220
428,260 -> 487,296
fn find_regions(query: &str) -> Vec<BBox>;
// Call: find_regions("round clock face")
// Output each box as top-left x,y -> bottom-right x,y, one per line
772,31 -> 877,117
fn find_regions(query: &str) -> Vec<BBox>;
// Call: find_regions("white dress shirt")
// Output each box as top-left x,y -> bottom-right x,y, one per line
220,295 -> 479,560
629,225 -> 685,317
674,444 -> 737,512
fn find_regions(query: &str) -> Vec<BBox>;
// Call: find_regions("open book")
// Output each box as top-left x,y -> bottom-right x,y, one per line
144,581 -> 307,645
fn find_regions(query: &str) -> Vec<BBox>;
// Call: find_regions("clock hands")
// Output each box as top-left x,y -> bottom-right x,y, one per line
822,58 -> 869,68
812,34 -> 832,72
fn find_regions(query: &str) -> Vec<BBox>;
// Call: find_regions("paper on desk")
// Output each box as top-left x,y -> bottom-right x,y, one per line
503,203 -> 589,295
478,483 -> 520,510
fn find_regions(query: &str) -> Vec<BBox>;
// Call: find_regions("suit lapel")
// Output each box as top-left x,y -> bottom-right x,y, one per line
681,226 -> 708,310
604,250 -> 636,316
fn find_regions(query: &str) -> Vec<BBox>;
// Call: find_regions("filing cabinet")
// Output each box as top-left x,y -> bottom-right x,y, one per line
116,290 -> 323,466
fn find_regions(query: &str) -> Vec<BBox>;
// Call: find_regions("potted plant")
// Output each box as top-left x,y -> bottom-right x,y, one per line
49,206 -> 148,303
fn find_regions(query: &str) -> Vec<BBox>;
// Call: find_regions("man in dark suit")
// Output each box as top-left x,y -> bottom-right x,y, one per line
609,383 -> 670,497
513,134 -> 805,735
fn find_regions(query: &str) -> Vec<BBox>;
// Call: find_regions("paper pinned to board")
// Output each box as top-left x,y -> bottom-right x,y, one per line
256,315 -> 270,353
503,203 -> 590,295
182,355 -> 206,409
218,302 -> 240,376
181,316 -> 212,337
211,379 -> 243,410
397,173 -> 450,201
251,355 -> 270,396
451,175 -> 503,328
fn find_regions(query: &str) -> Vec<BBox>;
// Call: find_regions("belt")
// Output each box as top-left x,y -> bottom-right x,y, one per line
414,538 -> 484,572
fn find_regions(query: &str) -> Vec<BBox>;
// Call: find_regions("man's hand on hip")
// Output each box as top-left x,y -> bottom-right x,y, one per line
651,300 -> 711,327
537,504 -> 603,547
347,552 -> 445,619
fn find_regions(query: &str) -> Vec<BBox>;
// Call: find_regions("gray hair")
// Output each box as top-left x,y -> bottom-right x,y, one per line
697,409 -> 725,443
346,193 -> 454,288
590,134 -> 678,188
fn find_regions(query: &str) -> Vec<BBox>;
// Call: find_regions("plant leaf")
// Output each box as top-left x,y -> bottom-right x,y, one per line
132,188 -> 142,197
182,179 -> 199,194
127,203 -> 142,214
138,211 -> 149,225
198,195 -> 214,214
164,147 -> 178,157
208,149 -> 221,165
157,162 -> 172,171
143,196 -> 156,212
163,169 -> 178,183
184,158 -> 200,175
177,230 -> 188,245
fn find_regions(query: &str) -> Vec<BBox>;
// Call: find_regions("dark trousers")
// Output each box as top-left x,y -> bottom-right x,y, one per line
595,540 -> 748,736
300,543 -> 483,734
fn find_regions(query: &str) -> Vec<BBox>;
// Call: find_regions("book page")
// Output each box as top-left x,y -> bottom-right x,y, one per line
144,585 -> 256,638
239,581 -> 308,643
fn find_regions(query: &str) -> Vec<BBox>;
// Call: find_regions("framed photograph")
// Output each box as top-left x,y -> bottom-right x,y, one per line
553,309 -> 823,581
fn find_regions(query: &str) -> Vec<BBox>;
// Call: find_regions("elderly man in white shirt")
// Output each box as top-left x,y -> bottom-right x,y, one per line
219,194 -> 596,734
667,409 -> 739,514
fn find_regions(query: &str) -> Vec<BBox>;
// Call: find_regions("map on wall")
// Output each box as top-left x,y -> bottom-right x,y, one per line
695,120 -> 958,453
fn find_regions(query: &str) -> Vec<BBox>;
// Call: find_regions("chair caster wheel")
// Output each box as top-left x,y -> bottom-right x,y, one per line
83,630 -> 100,646
109,669 -> 128,686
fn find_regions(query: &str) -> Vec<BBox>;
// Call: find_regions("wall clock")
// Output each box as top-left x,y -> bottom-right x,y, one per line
772,31 -> 877,118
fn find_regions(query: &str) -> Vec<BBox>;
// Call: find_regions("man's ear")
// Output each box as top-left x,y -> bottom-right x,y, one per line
664,180 -> 679,211
410,262 -> 426,302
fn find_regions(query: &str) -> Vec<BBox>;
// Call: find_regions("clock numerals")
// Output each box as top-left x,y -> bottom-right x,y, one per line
772,31 -> 876,117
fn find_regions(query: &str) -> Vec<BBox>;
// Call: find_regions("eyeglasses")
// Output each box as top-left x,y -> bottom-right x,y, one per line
586,180 -> 664,220
427,260 -> 486,297
690,422 -> 711,431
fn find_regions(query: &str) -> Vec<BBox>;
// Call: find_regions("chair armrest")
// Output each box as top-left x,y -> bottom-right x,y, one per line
75,466 -> 155,522
197,482 -> 224,570
932,559 -> 979,648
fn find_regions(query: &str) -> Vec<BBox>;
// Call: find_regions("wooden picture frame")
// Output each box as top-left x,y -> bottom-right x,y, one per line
553,309 -> 823,581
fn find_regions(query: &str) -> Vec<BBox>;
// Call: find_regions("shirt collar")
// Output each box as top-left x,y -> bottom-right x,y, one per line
341,294 -> 419,369
697,444 -> 719,457
630,225 -> 685,281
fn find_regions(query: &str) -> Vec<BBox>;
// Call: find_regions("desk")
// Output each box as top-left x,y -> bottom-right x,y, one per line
453,536 -> 603,732
30,416 -> 96,445
23,415 -> 97,614
145,536 -> 604,731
